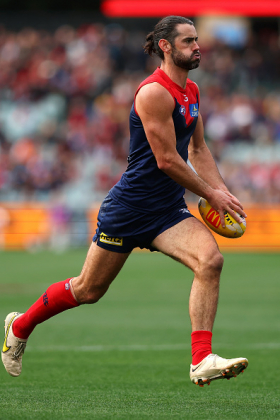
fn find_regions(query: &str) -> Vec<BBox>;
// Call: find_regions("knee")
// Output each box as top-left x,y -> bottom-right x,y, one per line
196,249 -> 224,279
211,250 -> 224,273
72,277 -> 108,304
81,288 -> 106,304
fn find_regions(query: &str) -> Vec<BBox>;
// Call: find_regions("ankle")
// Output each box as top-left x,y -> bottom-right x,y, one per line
191,330 -> 212,365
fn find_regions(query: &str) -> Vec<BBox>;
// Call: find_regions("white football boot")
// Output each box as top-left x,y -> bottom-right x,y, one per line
2,312 -> 27,377
190,353 -> 248,387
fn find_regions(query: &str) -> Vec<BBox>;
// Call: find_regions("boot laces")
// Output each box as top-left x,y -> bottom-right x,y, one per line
12,342 -> 26,360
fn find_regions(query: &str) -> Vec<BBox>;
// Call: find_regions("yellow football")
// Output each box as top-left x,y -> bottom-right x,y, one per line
198,197 -> 246,238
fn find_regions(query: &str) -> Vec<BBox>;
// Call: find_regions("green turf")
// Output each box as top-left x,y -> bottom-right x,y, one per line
0,250 -> 279,419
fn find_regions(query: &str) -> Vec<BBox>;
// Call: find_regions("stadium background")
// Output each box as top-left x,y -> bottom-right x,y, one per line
0,1 -> 279,251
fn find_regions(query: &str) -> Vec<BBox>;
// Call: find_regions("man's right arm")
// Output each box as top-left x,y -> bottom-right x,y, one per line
135,83 -> 213,196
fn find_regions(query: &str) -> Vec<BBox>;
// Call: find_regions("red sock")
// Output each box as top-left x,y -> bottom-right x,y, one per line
191,330 -> 212,365
13,278 -> 79,339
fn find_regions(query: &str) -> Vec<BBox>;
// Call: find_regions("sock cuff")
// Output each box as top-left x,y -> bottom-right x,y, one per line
191,330 -> 212,342
191,330 -> 213,365
61,278 -> 80,307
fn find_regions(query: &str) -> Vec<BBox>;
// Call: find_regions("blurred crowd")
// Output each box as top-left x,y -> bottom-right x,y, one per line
0,20 -> 279,211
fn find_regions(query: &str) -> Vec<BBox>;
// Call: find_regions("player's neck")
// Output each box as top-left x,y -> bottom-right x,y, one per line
160,63 -> 189,89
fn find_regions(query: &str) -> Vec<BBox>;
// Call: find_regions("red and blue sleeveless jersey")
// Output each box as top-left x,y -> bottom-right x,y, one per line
109,67 -> 200,213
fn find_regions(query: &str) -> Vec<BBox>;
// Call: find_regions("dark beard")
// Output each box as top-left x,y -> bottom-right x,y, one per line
171,48 -> 201,71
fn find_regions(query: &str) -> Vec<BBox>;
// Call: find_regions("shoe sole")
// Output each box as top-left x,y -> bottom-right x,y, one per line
192,360 -> 248,387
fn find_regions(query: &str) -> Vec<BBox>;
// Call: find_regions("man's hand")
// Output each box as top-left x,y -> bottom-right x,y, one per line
206,190 -> 247,228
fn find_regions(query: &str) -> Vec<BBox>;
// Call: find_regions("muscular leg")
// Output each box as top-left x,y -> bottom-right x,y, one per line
71,242 -> 130,304
152,217 -> 249,385
151,217 -> 224,332
12,242 -> 130,339
2,242 -> 130,376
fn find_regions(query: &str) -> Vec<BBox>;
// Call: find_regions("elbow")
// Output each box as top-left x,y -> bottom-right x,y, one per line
157,157 -> 173,172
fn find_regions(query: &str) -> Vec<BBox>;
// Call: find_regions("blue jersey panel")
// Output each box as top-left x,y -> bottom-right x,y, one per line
109,69 -> 199,214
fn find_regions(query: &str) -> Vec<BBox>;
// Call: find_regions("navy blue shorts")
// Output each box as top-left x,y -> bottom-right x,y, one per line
93,195 -> 194,253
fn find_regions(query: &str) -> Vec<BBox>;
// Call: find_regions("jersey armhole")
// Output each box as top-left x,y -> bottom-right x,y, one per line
134,82 -> 176,116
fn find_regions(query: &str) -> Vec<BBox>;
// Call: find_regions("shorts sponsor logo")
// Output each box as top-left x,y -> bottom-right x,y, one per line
179,208 -> 190,214
189,103 -> 199,117
206,208 -> 221,228
100,232 -> 123,246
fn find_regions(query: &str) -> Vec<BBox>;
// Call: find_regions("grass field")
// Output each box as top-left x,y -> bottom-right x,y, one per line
0,249 -> 279,419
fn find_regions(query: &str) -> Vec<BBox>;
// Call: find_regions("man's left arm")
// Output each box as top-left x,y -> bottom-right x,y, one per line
188,113 -> 227,192
188,113 -> 246,222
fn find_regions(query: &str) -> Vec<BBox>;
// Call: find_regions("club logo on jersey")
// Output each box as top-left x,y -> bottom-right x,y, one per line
206,208 -> 221,228
100,232 -> 123,246
179,105 -> 186,116
189,103 -> 199,117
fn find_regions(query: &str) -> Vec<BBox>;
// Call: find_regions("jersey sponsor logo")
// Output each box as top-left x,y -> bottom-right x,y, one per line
189,103 -> 199,117
179,105 -> 186,116
2,313 -> 17,353
206,208 -> 221,228
100,232 -> 123,246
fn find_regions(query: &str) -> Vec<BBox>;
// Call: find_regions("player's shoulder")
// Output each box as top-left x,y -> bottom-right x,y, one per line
187,78 -> 200,94
137,82 -> 174,108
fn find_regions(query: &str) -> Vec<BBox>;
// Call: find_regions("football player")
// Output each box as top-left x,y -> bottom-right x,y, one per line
2,16 -> 248,386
